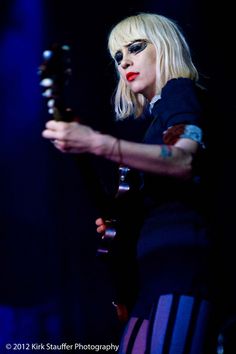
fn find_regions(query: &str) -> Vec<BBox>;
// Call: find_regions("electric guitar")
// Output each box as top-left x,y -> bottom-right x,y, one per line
38,43 -> 137,258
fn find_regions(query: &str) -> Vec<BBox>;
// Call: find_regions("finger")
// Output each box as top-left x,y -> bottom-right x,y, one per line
95,218 -> 104,226
97,225 -> 106,233
41,129 -> 60,140
45,120 -> 68,130
53,140 -> 73,152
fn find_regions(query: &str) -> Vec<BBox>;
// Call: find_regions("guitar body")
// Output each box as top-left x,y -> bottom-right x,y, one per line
96,165 -> 143,257
96,164 -> 143,319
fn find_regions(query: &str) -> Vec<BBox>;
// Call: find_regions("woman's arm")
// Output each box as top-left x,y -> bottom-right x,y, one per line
98,134 -> 197,179
42,120 -> 198,179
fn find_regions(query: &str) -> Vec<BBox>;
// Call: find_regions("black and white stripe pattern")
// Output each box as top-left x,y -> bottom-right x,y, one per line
118,294 -> 212,354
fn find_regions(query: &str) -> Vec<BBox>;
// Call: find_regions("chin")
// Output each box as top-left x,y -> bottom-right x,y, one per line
129,83 -> 146,95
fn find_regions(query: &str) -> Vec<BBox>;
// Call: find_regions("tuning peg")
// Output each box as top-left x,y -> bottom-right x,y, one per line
43,50 -> 53,60
61,45 -> 70,51
42,89 -> 52,98
40,78 -> 53,87
47,99 -> 55,108
37,65 -> 46,76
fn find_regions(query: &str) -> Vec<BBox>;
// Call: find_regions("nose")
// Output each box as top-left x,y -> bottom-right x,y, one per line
120,53 -> 132,69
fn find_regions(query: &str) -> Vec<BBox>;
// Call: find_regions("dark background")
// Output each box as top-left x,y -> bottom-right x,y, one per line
0,0 -> 235,349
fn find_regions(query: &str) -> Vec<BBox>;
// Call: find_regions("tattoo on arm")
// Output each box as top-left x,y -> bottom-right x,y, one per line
160,145 -> 172,159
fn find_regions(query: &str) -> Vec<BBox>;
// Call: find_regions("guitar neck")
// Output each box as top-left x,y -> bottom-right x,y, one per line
52,106 -> 74,122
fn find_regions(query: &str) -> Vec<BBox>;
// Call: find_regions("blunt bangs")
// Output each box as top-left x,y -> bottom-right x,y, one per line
108,16 -> 149,58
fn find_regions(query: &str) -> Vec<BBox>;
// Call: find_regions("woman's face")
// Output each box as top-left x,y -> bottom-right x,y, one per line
114,40 -> 157,101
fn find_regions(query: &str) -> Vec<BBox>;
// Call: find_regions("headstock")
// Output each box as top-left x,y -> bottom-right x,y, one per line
38,43 -> 73,121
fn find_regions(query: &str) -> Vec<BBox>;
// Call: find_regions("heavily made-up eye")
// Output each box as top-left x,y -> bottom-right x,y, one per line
114,40 -> 148,65
128,40 -> 148,54
114,51 -> 123,65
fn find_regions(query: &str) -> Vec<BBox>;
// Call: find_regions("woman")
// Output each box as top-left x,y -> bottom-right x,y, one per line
42,13 -> 216,354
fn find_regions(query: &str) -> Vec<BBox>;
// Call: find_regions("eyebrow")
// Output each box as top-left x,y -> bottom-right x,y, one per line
125,39 -> 146,47
115,39 -> 147,54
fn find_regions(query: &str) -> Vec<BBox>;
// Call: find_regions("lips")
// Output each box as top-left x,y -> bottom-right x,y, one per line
126,72 -> 139,82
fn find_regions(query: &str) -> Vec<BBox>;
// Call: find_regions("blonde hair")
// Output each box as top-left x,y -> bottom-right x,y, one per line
108,13 -> 199,119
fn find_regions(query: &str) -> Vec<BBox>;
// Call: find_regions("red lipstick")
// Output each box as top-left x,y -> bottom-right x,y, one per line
126,72 -> 139,82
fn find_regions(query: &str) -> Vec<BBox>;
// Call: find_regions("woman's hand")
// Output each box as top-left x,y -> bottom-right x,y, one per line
42,120 -> 102,154
95,217 -> 106,234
